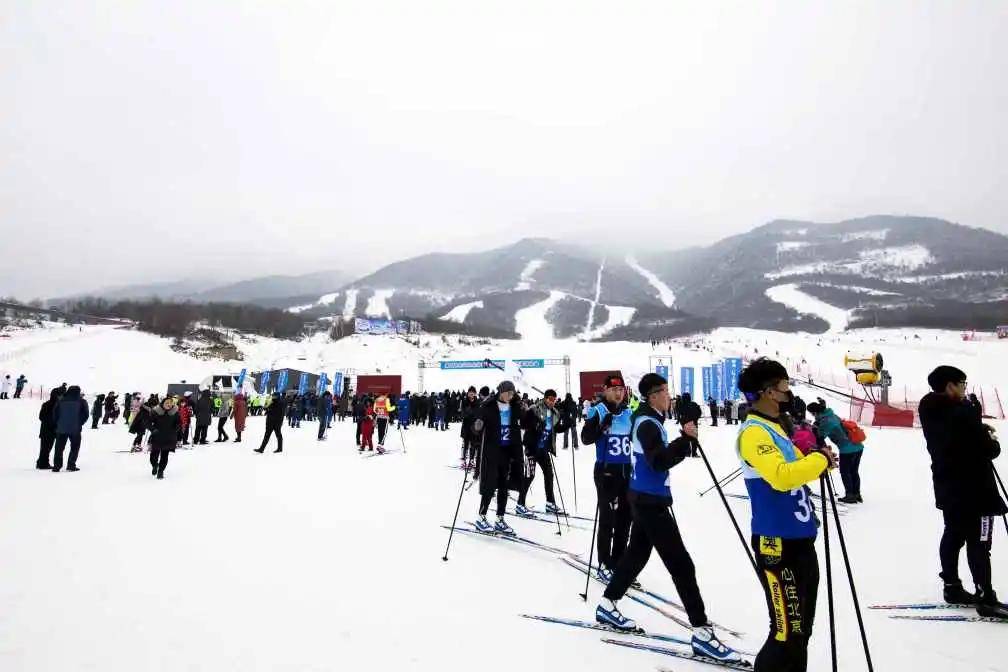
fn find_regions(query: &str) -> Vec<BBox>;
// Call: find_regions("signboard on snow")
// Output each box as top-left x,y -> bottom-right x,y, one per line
354,318 -> 410,335
723,358 -> 743,400
680,367 -> 695,400
439,358 -> 545,370
702,366 -> 712,401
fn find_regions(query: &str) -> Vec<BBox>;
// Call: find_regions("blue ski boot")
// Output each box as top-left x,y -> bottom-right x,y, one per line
545,502 -> 565,515
515,504 -> 535,518
595,598 -> 637,631
474,516 -> 493,533
596,565 -> 613,582
691,625 -> 744,664
494,516 -> 515,536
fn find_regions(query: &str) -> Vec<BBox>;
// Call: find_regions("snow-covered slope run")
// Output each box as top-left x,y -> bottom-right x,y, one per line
583,260 -> 605,338
514,291 -> 563,340
343,289 -> 359,319
626,256 -> 676,307
515,259 -> 545,291
765,283 -> 849,333
582,306 -> 636,341
365,289 -> 394,318
440,300 -> 484,324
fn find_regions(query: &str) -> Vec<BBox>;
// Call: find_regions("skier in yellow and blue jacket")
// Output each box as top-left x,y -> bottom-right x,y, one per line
736,358 -> 837,672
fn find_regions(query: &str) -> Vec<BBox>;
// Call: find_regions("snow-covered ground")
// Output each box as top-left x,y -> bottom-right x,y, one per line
515,259 -> 545,291
0,322 -> 1007,670
765,283 -> 850,333
514,290 -> 563,341
365,289 -> 394,318
626,255 -> 677,307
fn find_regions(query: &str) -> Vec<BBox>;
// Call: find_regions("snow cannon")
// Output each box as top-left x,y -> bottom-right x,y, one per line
844,352 -> 883,385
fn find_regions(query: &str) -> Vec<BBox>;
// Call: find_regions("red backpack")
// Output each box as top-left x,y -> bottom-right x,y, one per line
840,418 -> 867,444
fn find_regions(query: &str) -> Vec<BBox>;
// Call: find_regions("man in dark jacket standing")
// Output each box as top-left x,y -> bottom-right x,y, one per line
560,392 -> 580,449
459,386 -> 480,466
516,389 -> 568,515
52,385 -> 88,472
919,365 -> 1008,619
37,388 -> 61,469
147,397 -> 181,479
472,381 -> 524,535
193,389 -> 212,444
256,392 -> 286,453
707,397 -> 719,427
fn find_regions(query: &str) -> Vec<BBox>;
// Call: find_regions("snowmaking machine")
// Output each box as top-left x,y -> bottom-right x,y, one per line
844,352 -> 892,404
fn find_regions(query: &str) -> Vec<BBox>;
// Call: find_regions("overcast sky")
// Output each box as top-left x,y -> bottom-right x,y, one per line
2,1 -> 1005,299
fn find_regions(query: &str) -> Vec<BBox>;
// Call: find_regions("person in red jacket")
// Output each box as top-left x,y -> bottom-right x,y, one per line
360,412 -> 375,452
178,396 -> 193,445
232,393 -> 248,443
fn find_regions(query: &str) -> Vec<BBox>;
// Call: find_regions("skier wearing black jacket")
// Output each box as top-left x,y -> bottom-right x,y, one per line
147,397 -> 180,479
256,392 -> 286,453
472,381 -> 524,535
37,388 -> 61,469
459,386 -> 480,465
516,389 -> 568,515
193,390 -> 213,445
919,365 -> 1007,619
582,374 -> 634,579
596,373 -> 742,665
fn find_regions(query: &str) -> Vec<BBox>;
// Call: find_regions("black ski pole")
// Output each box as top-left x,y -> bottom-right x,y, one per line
698,467 -> 743,497
398,423 -> 408,455
821,476 -> 837,672
571,432 -> 578,513
443,432 -> 483,561
580,495 -> 602,602
825,473 -> 874,672
992,465 -> 1008,535
547,451 -> 571,531
695,441 -> 759,577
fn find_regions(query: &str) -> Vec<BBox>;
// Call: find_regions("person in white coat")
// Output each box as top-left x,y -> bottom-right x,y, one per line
0,374 -> 11,399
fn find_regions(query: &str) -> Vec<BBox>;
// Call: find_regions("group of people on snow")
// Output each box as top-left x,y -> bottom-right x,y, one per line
0,372 -> 28,399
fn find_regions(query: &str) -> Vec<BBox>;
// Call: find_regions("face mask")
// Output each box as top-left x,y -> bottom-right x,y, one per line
776,390 -> 794,414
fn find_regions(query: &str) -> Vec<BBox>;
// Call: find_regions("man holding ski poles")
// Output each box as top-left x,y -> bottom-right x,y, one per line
736,358 -> 835,672
595,372 -> 744,665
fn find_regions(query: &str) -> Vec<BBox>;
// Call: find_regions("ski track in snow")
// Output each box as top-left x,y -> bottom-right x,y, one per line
342,289 -> 359,318
625,255 -> 676,307
583,259 -> 606,338
440,300 -> 484,323
365,289 -> 393,318
582,305 -> 636,341
514,290 -> 563,340
765,283 -> 849,333
515,259 -> 545,291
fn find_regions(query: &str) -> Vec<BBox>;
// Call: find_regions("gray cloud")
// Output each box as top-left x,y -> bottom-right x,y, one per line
2,1 -> 1005,298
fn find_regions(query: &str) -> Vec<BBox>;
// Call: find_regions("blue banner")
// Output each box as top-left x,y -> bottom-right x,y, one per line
711,362 -> 722,403
354,318 -> 410,335
316,372 -> 329,394
655,364 -> 669,384
702,366 -> 712,401
439,359 -> 546,371
297,373 -> 309,396
275,370 -> 289,394
680,367 -> 695,399
723,358 -> 742,400
235,368 -> 247,392
333,372 -> 344,396
258,371 -> 271,395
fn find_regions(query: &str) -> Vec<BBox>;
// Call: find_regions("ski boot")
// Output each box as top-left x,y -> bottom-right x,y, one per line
596,598 -> 637,631
474,515 -> 493,533
515,504 -> 535,518
545,502 -> 565,515
977,588 -> 1008,620
944,581 -> 978,606
596,565 -> 613,582
377,445 -> 386,455
691,625 -> 745,664
494,516 -> 515,536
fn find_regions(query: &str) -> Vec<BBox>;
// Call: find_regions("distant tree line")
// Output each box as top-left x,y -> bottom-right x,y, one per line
62,298 -> 309,339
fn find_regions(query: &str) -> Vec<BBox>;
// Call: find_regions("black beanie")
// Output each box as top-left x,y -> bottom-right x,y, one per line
927,365 -> 966,393
479,386 -> 490,397
468,386 -> 477,393
638,373 -> 667,398
807,402 -> 825,415
497,380 -> 516,394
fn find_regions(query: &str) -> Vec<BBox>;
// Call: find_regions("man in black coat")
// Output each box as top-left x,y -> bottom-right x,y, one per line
517,389 -> 568,514
256,392 -> 286,453
919,365 -> 1008,618
193,389 -> 213,445
459,386 -> 480,465
37,389 -> 61,469
560,392 -> 580,449
147,397 -> 181,479
707,397 -> 718,427
472,381 -> 524,534
52,385 -> 88,472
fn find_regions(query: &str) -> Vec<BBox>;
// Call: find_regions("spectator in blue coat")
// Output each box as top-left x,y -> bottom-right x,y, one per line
808,402 -> 865,504
52,385 -> 89,472
316,391 -> 333,440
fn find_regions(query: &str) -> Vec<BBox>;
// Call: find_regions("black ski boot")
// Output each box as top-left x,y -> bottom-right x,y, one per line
977,588 -> 1008,620
944,582 -> 977,606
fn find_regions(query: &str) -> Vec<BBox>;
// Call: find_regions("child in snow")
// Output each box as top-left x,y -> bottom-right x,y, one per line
360,413 -> 375,452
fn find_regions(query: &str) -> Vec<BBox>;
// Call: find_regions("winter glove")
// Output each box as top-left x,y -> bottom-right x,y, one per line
600,411 -> 615,432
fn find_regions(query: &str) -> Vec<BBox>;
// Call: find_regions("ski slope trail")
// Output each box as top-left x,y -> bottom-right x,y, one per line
765,283 -> 849,333
583,258 -> 606,338
514,290 -> 564,341
626,255 -> 677,307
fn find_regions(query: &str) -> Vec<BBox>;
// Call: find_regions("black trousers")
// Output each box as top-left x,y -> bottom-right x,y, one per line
150,446 -> 171,475
52,434 -> 82,470
91,414 -> 100,429
318,419 -> 328,439
594,463 -> 632,569
132,430 -> 145,448
194,423 -> 209,444
479,460 -> 512,517
604,499 -> 708,628
753,536 -> 819,672
562,426 -> 579,448
38,435 -> 55,467
260,423 -> 283,451
518,452 -> 555,507
940,508 -> 995,592
838,451 -> 863,497
461,433 -> 475,460
355,419 -> 362,445
377,418 -> 388,445
216,417 -> 229,441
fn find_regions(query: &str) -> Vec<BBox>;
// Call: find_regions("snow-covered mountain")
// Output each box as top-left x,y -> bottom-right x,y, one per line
286,216 -> 1008,339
